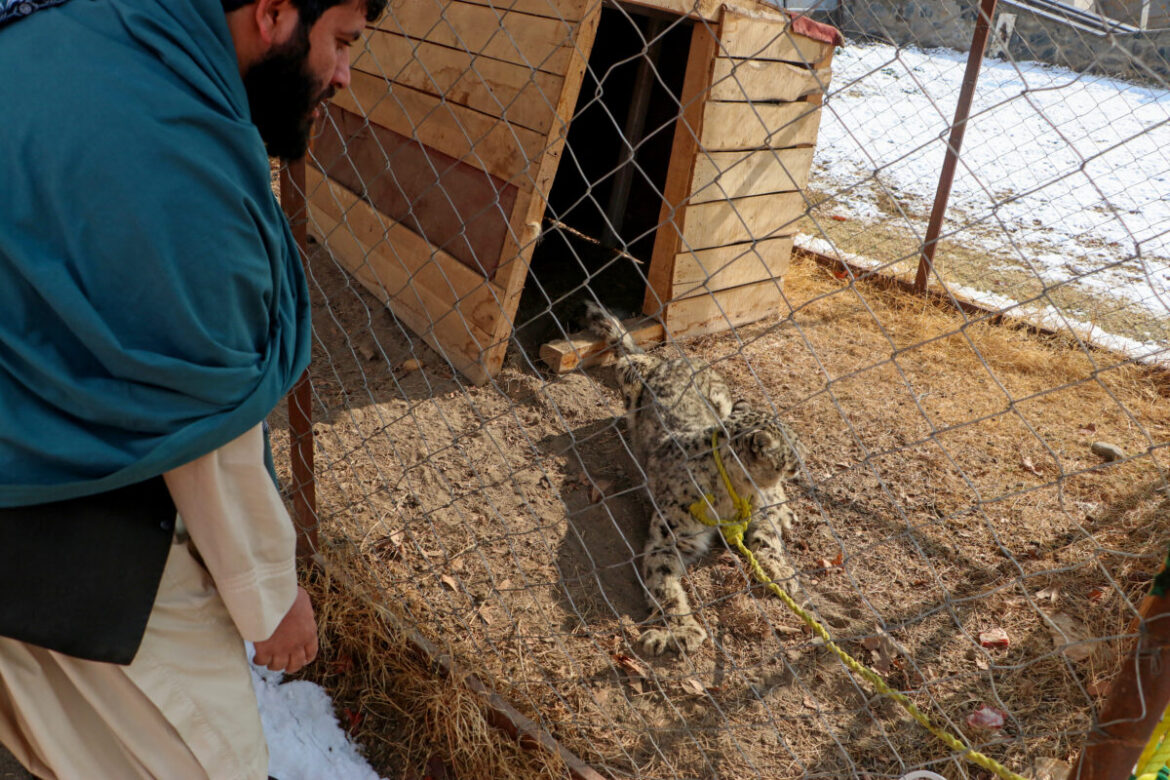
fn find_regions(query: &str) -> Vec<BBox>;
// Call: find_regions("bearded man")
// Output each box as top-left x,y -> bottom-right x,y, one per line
0,0 -> 384,777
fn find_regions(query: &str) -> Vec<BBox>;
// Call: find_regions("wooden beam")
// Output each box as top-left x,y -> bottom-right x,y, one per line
709,60 -> 830,103
313,106 -> 518,277
689,147 -> 814,203
663,277 -> 787,339
353,31 -> 566,135
717,10 -> 833,64
671,236 -> 793,293
335,70 -> 547,186
680,190 -> 805,250
376,0 -> 578,74
540,318 -> 665,373
699,101 -> 821,151
643,20 -> 721,315
454,0 -> 591,23
478,3 -> 603,380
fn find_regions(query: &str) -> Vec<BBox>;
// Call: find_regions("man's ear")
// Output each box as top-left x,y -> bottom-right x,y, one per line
252,0 -> 300,47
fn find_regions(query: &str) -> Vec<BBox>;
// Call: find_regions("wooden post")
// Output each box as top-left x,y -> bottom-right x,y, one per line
914,0 -> 998,294
1070,591 -> 1170,779
279,158 -> 318,559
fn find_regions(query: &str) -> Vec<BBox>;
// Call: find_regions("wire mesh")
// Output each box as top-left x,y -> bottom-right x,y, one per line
273,0 -> 1170,777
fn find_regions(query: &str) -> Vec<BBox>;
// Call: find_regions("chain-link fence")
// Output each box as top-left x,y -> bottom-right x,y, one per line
272,0 -> 1170,777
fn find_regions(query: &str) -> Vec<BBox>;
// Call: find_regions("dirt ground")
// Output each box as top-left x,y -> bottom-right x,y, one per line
270,238 -> 1170,780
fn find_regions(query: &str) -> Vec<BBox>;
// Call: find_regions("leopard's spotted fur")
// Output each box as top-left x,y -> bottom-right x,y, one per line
585,303 -> 804,655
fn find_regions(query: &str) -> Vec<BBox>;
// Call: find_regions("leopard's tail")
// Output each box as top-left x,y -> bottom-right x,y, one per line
582,301 -> 643,354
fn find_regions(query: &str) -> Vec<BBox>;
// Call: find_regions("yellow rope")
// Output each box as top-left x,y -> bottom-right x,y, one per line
689,431 -> 1029,780
1134,701 -> 1170,780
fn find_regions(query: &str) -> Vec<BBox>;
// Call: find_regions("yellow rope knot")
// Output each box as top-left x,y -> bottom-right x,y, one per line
687,430 -> 1029,780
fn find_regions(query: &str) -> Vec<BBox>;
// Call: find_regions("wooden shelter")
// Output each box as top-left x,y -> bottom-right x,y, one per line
307,0 -> 838,382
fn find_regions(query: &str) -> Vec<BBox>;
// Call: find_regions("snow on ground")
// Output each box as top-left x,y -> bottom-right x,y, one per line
809,40 -> 1170,340
249,648 -> 384,780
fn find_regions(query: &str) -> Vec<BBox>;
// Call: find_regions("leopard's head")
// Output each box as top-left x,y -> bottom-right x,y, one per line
735,421 -> 802,487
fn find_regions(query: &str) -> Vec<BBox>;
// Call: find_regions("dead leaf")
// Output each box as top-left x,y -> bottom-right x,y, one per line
613,652 -> 648,694
1078,422 -> 1098,435
1086,678 -> 1110,697
817,552 -> 845,571
1035,586 -> 1060,603
1021,456 -> 1042,476
966,704 -> 1006,731
1043,611 -> 1095,662
1034,757 -> 1071,780
974,656 -> 990,670
830,214 -> 848,222
802,695 -> 818,710
439,574 -> 460,591
681,677 -> 706,696
860,633 -> 896,675
356,338 -> 377,361
979,628 -> 1010,648
374,529 -> 406,559
1088,586 -> 1108,604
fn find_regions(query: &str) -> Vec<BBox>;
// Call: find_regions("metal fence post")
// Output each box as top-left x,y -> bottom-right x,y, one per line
914,0 -> 999,294
279,158 -> 318,559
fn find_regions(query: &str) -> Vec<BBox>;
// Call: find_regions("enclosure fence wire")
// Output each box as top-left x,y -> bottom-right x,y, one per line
272,0 -> 1170,776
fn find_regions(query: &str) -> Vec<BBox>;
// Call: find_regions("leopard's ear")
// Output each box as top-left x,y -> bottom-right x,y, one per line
731,399 -> 752,415
748,429 -> 780,454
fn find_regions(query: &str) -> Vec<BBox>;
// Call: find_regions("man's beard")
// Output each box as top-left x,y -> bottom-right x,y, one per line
242,26 -> 332,161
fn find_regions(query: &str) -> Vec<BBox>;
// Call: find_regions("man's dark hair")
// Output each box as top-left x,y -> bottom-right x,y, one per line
222,0 -> 387,27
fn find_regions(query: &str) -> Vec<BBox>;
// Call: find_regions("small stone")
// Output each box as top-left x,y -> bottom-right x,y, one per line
399,358 -> 422,373
1090,441 -> 1125,462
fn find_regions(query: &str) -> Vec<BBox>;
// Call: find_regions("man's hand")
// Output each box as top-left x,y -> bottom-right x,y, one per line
252,586 -> 318,674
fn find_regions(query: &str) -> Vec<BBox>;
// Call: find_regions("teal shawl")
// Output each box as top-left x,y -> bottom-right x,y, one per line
0,0 -> 311,506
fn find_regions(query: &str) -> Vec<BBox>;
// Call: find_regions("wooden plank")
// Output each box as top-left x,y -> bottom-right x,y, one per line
643,21 -> 721,315
310,205 -> 493,382
375,0 -> 578,74
454,0 -> 591,22
334,69 -> 546,185
477,1 -> 603,379
709,59 -> 830,103
540,318 -> 665,373
699,101 -> 821,150
663,278 -> 787,339
680,191 -> 805,251
616,0 -> 722,21
718,10 -> 833,64
307,167 -> 506,362
689,147 -> 814,203
353,31 -> 565,134
671,236 -> 793,294
313,106 -> 517,276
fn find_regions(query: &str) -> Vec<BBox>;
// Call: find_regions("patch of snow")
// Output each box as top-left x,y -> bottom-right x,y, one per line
811,40 -> 1170,329
249,648 -> 384,780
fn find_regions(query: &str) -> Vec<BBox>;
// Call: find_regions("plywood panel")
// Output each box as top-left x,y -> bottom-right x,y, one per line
680,191 -> 805,250
376,0 -> 577,74
335,69 -> 546,185
615,0 -> 722,21
700,101 -> 821,150
663,279 -> 787,340
718,11 -> 832,64
307,167 -> 505,355
313,106 -> 517,276
689,147 -> 814,203
354,31 -> 565,134
709,59 -> 829,102
671,237 -> 793,294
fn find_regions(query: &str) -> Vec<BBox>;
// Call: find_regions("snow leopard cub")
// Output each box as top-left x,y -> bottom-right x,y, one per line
584,303 -> 803,655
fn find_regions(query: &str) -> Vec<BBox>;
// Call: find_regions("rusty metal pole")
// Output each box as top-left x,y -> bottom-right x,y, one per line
914,0 -> 999,294
279,158 -> 318,559
1070,589 -> 1170,779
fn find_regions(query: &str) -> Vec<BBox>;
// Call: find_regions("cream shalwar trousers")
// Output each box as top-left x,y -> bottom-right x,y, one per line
0,424 -> 297,780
